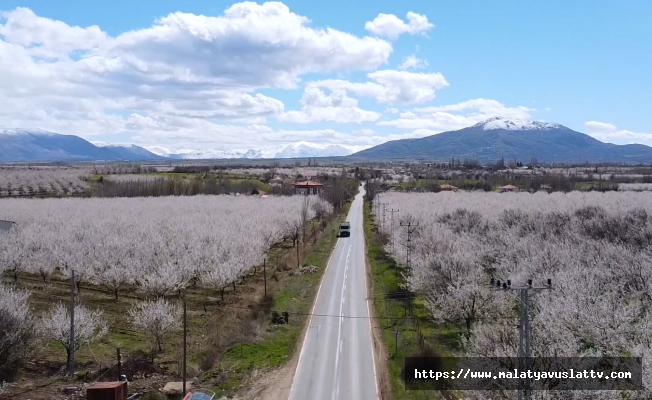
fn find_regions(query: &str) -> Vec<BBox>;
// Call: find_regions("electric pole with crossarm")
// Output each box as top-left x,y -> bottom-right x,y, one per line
387,208 -> 400,253
491,277 -> 553,400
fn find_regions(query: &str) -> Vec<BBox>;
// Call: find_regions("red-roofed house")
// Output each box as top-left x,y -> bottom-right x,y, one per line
498,184 -> 519,193
294,181 -> 324,195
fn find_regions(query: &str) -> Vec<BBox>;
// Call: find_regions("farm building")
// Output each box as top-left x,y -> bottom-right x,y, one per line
270,177 -> 284,187
294,181 -> 324,195
0,220 -> 15,232
498,184 -> 519,193
439,184 -> 458,192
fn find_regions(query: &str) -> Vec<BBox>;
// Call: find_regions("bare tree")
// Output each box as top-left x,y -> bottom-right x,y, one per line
40,303 -> 108,366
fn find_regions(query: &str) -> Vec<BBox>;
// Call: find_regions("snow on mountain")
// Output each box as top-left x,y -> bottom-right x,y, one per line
92,141 -> 138,149
144,141 -> 369,159
91,141 -> 165,160
0,128 -> 57,136
474,117 -> 563,131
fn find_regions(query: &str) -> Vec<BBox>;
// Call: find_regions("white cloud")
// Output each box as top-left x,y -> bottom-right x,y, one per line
365,12 -> 433,40
309,69 -> 448,105
584,121 -> 652,146
585,121 -> 618,134
277,87 -> 380,123
0,7 -> 108,59
385,107 -> 399,114
379,98 -> 535,130
104,2 -> 393,89
415,98 -> 533,118
0,2 -> 394,143
398,54 -> 428,70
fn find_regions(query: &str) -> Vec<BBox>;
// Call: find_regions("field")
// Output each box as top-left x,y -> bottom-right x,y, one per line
371,191 -> 652,400
0,193 -> 350,399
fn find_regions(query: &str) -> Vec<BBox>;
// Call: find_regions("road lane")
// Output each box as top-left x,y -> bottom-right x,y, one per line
289,187 -> 378,400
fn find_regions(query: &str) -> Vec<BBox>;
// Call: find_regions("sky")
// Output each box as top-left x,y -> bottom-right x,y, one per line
0,0 -> 650,153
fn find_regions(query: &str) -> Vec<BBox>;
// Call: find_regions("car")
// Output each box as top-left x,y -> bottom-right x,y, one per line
339,221 -> 351,237
183,389 -> 216,400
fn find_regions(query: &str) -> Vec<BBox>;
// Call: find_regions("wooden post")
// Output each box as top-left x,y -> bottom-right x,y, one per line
182,297 -> 187,396
117,348 -> 122,380
69,270 -> 75,378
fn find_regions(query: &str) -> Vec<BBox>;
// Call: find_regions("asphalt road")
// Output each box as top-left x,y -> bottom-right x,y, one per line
289,187 -> 378,400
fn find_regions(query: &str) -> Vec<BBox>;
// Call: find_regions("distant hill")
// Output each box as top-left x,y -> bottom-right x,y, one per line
0,129 -> 368,162
352,117 -> 652,163
145,141 -> 368,160
0,129 -> 165,162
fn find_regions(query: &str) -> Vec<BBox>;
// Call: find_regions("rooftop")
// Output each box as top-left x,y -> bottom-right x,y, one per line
294,181 -> 323,187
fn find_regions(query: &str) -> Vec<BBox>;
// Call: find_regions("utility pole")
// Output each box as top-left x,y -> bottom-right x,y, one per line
400,222 -> 419,316
182,296 -> 187,396
380,203 -> 389,231
400,222 -> 419,274
388,209 -> 400,254
393,328 -> 400,357
263,257 -> 267,298
116,348 -> 122,381
69,270 -> 75,378
491,277 -> 552,400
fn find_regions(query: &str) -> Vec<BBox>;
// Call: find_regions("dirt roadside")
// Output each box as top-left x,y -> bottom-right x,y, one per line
230,238 -> 339,400
364,236 -> 392,400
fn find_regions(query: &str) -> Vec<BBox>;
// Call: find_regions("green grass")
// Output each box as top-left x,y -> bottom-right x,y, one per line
364,200 -> 464,400
8,199 -> 351,396
204,200 -> 353,395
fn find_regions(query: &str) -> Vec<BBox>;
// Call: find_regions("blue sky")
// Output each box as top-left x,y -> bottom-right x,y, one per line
1,0 -> 650,152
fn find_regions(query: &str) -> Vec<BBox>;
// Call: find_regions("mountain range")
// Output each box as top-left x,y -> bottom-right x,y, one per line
144,142 -> 368,160
0,129 -> 365,162
0,129 -> 164,162
352,117 -> 652,163
3,118 -> 652,163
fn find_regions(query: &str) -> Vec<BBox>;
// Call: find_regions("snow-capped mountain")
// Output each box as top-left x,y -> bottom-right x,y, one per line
0,128 -> 58,136
145,141 -> 369,160
353,117 -> 652,163
0,129 -> 164,161
91,142 -> 166,160
473,117 -> 562,131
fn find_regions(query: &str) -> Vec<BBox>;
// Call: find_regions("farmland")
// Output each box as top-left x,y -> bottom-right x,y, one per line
370,191 -> 652,399
0,190 -> 356,398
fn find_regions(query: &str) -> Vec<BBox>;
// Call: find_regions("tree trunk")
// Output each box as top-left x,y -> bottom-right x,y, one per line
66,348 -> 71,366
114,288 -> 119,300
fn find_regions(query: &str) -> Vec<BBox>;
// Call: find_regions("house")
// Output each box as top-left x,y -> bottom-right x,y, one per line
294,181 -> 324,195
0,220 -> 15,232
498,184 -> 519,193
439,184 -> 458,192
270,177 -> 284,187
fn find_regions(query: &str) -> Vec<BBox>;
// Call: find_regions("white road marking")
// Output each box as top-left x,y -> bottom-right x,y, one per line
289,234 -> 340,398
332,244 -> 351,400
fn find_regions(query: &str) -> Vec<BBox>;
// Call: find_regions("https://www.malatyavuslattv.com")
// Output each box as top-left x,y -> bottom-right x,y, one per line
404,357 -> 642,391
414,368 -> 632,381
